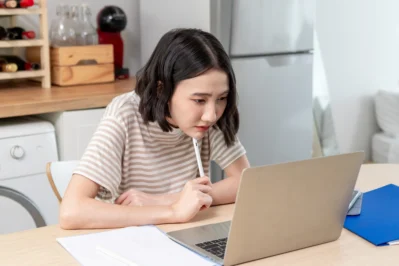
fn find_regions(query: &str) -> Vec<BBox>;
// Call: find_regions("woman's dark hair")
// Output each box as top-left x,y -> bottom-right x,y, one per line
135,28 -> 239,147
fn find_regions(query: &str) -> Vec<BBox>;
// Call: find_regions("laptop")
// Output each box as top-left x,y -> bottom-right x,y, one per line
166,152 -> 365,266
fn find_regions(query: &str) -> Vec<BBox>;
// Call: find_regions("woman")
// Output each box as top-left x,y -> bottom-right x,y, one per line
60,28 -> 250,229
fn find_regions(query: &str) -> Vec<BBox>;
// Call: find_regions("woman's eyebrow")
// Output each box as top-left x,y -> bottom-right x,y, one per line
191,90 -> 229,97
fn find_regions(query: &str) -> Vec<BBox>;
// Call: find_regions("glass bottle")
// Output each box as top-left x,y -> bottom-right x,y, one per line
0,55 -> 40,70
0,58 -> 17,72
7,27 -> 35,39
50,5 -> 77,47
49,4 -> 63,46
0,26 -> 7,39
78,3 -> 98,45
70,5 -> 83,45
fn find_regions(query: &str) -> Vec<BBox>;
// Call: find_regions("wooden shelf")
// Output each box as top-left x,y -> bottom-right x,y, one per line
0,77 -> 136,118
0,70 -> 44,80
0,39 -> 44,48
0,8 -> 42,16
0,0 -> 51,88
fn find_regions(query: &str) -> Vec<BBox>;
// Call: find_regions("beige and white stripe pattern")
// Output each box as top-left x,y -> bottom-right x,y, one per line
73,91 -> 246,201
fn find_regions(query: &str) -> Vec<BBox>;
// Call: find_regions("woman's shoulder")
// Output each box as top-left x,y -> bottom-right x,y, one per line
108,91 -> 138,109
103,91 -> 140,123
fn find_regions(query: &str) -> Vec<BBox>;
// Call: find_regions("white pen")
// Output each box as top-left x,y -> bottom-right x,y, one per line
348,190 -> 362,210
192,138 -> 205,177
96,245 -> 139,266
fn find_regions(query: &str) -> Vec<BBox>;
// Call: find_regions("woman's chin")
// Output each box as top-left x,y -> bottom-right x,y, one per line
184,129 -> 206,140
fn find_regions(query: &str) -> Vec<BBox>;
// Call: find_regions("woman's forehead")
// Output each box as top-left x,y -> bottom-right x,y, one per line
176,69 -> 229,94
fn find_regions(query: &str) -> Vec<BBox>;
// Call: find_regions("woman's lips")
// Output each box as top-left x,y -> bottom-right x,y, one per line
195,126 -> 210,131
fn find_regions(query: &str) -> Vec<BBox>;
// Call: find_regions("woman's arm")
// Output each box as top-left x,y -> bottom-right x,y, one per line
60,174 -> 213,229
208,154 -> 250,205
114,155 -> 249,208
60,174 -> 174,229
119,154 -> 250,207
115,189 -> 181,207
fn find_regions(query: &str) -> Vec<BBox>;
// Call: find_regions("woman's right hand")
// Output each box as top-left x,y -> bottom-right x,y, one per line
171,176 -> 213,223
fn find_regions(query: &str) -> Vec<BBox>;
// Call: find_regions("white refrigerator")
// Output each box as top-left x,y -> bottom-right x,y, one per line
210,0 -> 315,180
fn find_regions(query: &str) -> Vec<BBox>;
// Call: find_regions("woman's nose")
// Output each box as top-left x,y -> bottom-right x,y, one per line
202,104 -> 217,123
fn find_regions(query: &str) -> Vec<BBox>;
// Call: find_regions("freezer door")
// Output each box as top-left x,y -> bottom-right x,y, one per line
232,54 -> 313,167
230,0 -> 314,56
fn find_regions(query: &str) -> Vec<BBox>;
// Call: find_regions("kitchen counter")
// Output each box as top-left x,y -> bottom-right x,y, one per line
0,78 -> 136,118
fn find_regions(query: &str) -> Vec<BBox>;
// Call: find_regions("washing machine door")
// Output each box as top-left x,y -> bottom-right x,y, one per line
0,186 -> 46,234
0,173 -> 59,234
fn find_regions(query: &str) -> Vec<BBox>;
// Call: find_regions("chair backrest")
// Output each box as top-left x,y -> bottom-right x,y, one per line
46,161 -> 79,202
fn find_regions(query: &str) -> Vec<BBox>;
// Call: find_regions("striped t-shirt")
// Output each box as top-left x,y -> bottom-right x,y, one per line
73,91 -> 246,202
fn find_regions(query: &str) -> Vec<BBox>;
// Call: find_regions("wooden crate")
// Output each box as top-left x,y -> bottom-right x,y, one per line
50,44 -> 114,86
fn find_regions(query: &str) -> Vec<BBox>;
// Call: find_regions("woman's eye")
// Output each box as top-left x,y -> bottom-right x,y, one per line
193,99 -> 205,104
218,97 -> 227,101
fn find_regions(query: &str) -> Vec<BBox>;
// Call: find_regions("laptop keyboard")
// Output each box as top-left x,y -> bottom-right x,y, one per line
195,237 -> 227,259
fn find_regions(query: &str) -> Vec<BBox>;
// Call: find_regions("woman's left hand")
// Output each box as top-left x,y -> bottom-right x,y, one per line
115,189 -> 179,207
115,188 -> 163,206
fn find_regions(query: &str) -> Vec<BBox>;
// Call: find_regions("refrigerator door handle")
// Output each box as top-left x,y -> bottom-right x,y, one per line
264,53 -> 313,67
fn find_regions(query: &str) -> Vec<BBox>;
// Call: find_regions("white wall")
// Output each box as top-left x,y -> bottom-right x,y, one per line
15,0 -> 141,74
374,2 -> 399,89
139,0 -> 211,65
315,0 -> 399,160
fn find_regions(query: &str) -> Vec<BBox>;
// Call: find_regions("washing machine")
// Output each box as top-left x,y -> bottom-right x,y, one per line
0,116 -> 60,234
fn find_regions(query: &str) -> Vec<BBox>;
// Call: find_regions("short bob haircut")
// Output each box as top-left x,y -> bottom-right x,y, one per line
135,28 -> 239,147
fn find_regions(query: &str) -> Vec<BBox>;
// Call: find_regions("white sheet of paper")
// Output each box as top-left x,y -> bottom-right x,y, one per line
388,239 -> 399,245
57,226 -> 218,266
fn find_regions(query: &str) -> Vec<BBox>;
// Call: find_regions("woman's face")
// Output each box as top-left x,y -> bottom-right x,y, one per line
167,68 -> 229,140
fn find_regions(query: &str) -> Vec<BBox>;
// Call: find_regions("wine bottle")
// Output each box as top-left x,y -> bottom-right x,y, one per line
0,0 -> 34,8
7,27 -> 35,40
0,55 -> 40,70
0,26 -> 7,40
0,0 -> 17,8
0,59 -> 17,72
16,0 -> 34,8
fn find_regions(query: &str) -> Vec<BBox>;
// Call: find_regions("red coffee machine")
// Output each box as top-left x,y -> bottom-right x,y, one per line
97,6 -> 129,79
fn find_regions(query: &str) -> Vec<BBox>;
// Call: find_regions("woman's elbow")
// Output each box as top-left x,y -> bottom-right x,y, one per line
59,201 -> 82,230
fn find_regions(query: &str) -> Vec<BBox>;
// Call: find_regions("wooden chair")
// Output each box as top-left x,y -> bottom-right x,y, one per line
46,161 -> 79,202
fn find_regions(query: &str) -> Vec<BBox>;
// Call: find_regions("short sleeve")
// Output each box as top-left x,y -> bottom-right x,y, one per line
73,116 -> 126,200
209,128 -> 246,170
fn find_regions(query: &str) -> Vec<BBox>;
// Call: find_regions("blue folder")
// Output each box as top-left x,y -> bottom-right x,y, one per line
344,184 -> 399,246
